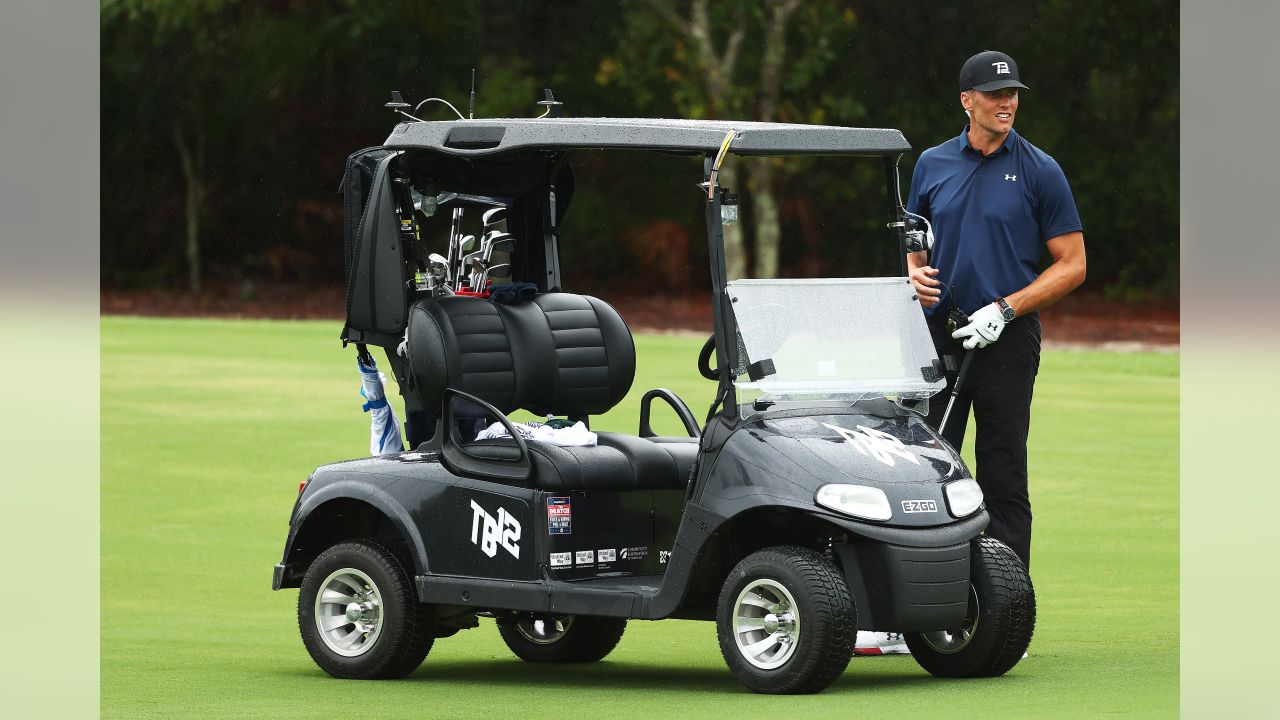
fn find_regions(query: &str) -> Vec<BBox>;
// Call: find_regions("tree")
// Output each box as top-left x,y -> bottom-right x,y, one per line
641,0 -> 749,278
611,0 -> 844,279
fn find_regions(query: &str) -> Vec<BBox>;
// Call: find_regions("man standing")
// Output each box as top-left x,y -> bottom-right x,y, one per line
855,50 -> 1086,656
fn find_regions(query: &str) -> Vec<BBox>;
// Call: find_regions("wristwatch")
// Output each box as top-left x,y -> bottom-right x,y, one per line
996,297 -> 1016,322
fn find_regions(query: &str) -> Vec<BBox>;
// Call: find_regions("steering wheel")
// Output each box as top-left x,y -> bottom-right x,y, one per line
697,334 -> 719,380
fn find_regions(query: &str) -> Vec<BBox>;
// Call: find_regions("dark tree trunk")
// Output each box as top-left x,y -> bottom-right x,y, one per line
173,124 -> 205,294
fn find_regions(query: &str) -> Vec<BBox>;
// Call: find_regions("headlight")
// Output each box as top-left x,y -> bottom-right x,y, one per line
815,484 -> 892,521
944,478 -> 983,518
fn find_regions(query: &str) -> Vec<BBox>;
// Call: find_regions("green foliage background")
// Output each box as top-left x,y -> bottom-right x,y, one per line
101,0 -> 1177,297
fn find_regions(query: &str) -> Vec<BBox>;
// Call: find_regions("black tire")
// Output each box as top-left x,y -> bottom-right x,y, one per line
716,545 -> 857,694
297,538 -> 436,679
497,614 -> 627,663
905,536 -> 1036,678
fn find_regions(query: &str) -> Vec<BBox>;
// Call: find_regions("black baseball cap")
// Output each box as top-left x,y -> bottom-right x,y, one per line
959,50 -> 1029,92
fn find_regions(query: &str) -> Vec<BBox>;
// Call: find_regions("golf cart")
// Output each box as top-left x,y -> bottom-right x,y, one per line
271,98 -> 1035,694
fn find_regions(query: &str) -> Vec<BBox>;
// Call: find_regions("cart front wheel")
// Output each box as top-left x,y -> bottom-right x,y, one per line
297,539 -> 435,679
906,536 -> 1036,677
716,545 -> 857,694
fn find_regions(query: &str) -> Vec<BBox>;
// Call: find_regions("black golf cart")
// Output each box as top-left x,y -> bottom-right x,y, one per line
271,106 -> 1035,694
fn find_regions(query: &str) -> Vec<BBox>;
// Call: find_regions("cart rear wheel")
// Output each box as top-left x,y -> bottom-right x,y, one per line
497,614 -> 626,663
716,545 -> 856,694
297,539 -> 435,679
905,536 -> 1036,677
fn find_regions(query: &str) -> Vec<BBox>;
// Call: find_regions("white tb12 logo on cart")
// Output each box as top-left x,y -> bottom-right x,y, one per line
470,500 -> 521,559
822,423 -> 920,467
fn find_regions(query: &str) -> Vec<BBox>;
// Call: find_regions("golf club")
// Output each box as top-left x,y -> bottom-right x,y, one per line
483,236 -> 514,262
445,207 -> 463,281
482,206 -> 507,229
475,236 -> 514,290
466,256 -> 490,291
481,262 -> 511,287
938,307 -> 973,436
457,247 -> 486,290
453,235 -> 478,290
425,253 -> 452,296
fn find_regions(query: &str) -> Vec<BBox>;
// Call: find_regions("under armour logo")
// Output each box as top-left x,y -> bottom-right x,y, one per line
992,61 -> 1010,74
1004,174 -> 1017,181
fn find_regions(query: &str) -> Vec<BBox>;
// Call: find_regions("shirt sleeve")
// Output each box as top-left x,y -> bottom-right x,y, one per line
1035,159 -> 1084,241
906,155 -> 930,219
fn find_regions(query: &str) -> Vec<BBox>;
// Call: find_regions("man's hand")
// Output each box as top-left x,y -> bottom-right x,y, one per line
952,303 -> 1007,349
910,265 -> 943,308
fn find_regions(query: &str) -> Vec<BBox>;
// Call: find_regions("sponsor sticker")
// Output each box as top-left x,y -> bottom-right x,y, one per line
619,546 -> 648,561
597,548 -> 617,563
659,550 -> 671,565
901,499 -> 938,513
549,552 -> 572,567
574,550 -> 595,566
547,496 -> 572,535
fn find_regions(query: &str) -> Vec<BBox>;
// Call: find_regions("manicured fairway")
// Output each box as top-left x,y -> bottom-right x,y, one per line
101,317 -> 1178,718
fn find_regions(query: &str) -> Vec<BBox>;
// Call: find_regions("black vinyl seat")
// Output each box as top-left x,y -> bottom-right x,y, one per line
406,293 -> 699,491
461,434 -> 691,491
597,433 -> 698,489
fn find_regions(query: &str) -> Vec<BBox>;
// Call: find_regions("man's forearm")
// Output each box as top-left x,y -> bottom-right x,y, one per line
1005,232 -> 1086,316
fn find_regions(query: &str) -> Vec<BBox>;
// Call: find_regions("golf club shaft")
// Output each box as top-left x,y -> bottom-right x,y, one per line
938,350 -> 975,435
447,207 -> 463,281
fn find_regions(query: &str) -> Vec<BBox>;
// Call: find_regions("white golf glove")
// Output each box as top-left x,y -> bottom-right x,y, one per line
952,303 -> 1007,350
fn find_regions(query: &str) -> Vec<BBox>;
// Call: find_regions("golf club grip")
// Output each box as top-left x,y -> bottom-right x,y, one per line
954,348 -> 974,384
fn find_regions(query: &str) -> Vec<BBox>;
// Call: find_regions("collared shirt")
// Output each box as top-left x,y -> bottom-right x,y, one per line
907,126 -> 1082,317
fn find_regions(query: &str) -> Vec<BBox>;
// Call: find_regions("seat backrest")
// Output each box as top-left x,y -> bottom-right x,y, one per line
531,294 -> 635,417
405,293 -> 634,419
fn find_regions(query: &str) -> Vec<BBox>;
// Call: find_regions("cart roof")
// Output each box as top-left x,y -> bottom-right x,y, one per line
383,117 -> 910,158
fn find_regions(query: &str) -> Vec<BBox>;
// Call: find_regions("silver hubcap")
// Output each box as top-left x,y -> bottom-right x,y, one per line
731,579 -> 801,670
514,615 -> 574,645
314,568 -> 384,657
921,585 -> 980,654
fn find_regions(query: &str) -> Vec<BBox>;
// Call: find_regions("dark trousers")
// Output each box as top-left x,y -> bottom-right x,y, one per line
924,313 -> 1041,569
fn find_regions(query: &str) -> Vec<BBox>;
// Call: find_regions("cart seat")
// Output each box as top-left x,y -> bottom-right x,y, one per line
461,433 -> 694,491
407,293 -> 699,491
598,433 -> 698,487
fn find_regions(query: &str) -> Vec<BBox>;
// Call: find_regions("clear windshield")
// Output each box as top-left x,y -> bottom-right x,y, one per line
726,278 -> 945,401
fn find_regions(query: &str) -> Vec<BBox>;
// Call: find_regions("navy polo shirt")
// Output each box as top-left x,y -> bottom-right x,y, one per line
907,126 -> 1082,317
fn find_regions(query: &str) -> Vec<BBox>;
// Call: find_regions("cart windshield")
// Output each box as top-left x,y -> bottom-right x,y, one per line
726,278 -> 945,402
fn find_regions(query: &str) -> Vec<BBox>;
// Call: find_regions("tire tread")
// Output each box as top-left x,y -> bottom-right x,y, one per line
716,545 -> 856,694
297,538 -> 435,679
904,536 -> 1035,678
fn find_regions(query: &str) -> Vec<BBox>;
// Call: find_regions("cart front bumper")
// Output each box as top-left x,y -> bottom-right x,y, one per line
834,540 -> 971,632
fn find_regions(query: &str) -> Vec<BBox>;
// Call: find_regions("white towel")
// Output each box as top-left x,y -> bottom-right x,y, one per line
476,420 -> 597,447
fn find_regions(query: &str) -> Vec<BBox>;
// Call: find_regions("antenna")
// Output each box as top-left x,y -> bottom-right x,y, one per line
385,91 -> 424,122
469,68 -> 476,119
537,89 -> 564,119
386,91 -> 410,111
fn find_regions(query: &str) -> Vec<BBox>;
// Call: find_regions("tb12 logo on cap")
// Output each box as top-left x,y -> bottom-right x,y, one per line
992,61 -> 1010,74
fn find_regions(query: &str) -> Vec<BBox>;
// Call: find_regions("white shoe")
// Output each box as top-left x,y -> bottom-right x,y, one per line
854,631 -> 910,656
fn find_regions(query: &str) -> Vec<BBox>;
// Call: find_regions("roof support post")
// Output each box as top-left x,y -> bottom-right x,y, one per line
543,183 -> 562,291
884,155 -> 909,277
703,153 -> 739,420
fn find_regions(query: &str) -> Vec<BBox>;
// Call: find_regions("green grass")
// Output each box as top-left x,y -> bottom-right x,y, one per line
101,317 -> 1178,718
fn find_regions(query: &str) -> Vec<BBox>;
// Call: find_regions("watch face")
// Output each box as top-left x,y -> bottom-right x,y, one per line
1002,306 -> 1016,321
